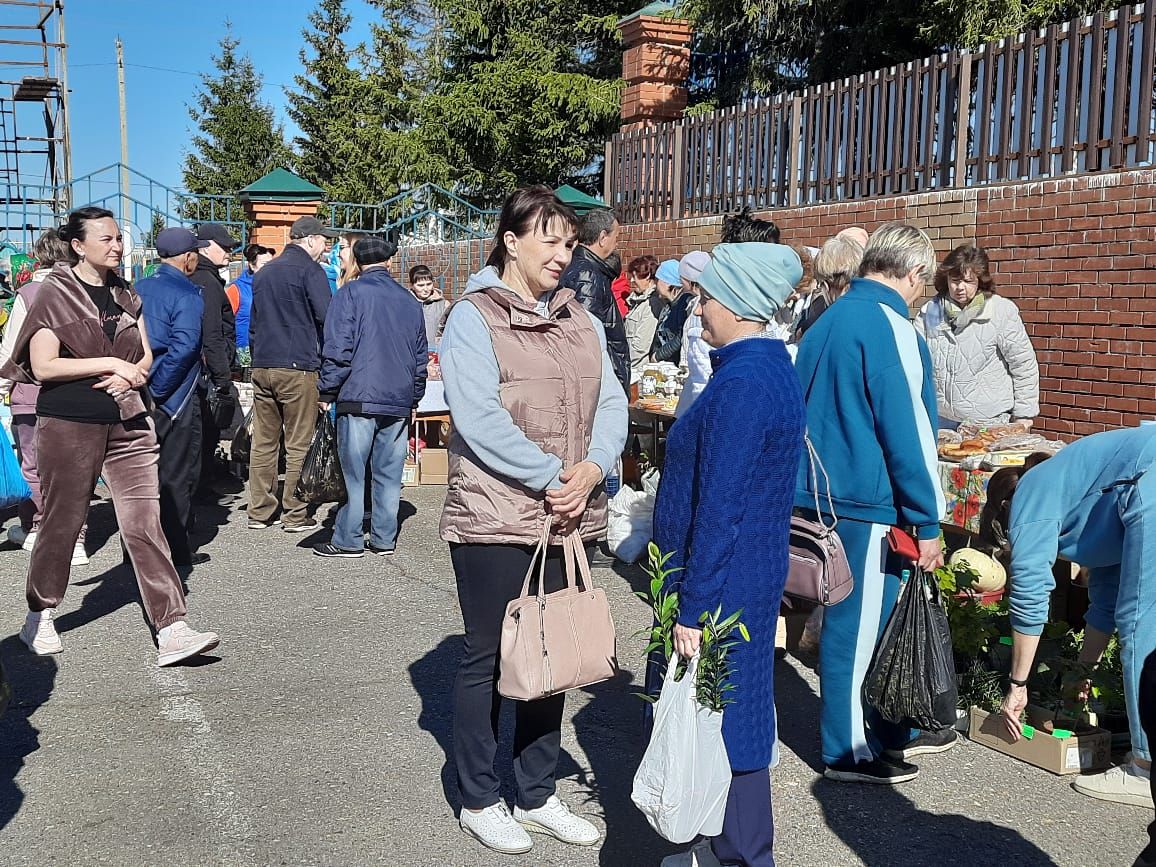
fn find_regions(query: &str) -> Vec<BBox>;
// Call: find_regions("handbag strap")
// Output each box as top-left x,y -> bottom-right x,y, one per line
518,521 -> 553,599
804,433 -> 838,534
562,532 -> 596,593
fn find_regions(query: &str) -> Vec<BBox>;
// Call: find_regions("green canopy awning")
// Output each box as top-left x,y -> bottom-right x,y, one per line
554,184 -> 608,214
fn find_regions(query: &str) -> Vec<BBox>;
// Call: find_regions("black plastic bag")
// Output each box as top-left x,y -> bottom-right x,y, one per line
862,569 -> 958,731
294,412 -> 347,504
230,409 -> 253,467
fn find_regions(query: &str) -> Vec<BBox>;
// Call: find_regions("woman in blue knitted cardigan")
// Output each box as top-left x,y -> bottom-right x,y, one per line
654,243 -> 806,867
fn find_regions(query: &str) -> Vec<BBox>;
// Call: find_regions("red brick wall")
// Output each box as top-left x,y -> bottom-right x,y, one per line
402,169 -> 1156,438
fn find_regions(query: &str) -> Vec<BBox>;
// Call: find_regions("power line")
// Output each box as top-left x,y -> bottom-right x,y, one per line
71,60 -> 290,89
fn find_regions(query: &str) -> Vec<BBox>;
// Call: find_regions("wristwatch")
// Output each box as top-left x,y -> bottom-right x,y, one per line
1007,675 -> 1029,688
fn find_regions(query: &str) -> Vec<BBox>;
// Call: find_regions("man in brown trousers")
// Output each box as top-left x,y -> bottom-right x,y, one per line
246,216 -> 335,532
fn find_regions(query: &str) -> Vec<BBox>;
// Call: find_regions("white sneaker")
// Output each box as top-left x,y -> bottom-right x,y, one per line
156,621 -> 220,667
661,841 -> 723,867
1072,761 -> 1153,808
20,609 -> 63,655
71,542 -> 89,567
460,802 -> 533,854
20,528 -> 38,552
513,794 -> 601,846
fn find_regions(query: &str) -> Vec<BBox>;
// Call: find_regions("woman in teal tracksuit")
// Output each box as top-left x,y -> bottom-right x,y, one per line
987,425 -> 1155,809
794,223 -> 948,785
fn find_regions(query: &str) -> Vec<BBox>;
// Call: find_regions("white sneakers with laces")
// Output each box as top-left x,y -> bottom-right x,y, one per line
156,621 -> 220,667
513,795 -> 601,846
460,795 -> 601,854
1072,760 -> 1153,808
459,803 -> 533,854
20,608 -> 63,655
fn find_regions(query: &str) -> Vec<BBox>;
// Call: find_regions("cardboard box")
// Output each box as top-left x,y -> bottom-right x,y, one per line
968,705 -> 1112,775
419,448 -> 448,485
402,460 -> 420,487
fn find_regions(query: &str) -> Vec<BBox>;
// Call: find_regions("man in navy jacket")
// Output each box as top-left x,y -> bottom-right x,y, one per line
247,215 -> 334,533
313,237 -> 427,558
136,227 -> 208,569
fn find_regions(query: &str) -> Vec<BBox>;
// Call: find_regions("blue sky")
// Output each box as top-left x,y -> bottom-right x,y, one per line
65,0 -> 376,194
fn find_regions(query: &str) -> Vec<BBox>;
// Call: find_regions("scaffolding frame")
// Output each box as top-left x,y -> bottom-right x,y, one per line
0,0 -> 69,249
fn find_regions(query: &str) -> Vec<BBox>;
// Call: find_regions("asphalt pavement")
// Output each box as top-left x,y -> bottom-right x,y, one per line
0,483 -> 1148,866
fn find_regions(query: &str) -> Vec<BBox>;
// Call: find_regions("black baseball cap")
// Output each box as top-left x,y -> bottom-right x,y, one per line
155,227 -> 210,258
289,216 -> 339,240
196,223 -> 241,252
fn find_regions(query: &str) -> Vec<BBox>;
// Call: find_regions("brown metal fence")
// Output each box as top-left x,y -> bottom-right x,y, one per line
606,2 -> 1156,222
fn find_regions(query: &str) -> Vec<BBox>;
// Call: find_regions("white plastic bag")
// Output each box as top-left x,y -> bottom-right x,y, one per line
631,655 -> 731,843
607,487 -> 654,565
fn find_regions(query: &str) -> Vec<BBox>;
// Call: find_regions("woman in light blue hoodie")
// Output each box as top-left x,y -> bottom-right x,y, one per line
985,425 -> 1155,810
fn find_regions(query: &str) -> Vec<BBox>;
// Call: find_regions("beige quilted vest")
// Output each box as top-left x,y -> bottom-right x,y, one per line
440,286 -> 609,545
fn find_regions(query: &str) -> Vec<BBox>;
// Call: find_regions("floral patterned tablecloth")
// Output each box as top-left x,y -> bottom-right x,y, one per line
939,461 -> 995,533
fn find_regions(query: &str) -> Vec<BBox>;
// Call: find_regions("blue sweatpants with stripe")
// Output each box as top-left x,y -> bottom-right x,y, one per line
818,518 -> 916,767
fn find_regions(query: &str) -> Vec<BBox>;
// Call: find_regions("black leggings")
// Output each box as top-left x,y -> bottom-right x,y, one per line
450,541 -> 571,811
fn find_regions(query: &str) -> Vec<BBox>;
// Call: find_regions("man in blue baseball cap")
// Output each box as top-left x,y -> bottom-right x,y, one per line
136,228 -> 210,570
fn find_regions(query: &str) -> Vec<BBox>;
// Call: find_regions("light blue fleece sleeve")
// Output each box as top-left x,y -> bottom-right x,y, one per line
582,309 -> 629,478
1006,516 -> 1060,636
440,302 -> 564,491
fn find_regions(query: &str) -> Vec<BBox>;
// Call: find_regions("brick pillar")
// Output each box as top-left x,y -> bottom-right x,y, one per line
618,12 -> 692,128
241,199 -> 323,251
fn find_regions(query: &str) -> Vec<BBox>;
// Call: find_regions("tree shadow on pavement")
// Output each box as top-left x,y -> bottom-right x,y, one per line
0,635 -> 57,833
775,662 -> 1058,866
570,668 -> 680,865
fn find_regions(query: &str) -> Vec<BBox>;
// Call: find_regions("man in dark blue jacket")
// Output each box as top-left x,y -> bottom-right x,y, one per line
136,227 -> 208,569
247,215 -> 335,532
313,237 -> 427,558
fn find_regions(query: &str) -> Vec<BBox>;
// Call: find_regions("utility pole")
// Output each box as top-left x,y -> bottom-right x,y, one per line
116,36 -> 129,225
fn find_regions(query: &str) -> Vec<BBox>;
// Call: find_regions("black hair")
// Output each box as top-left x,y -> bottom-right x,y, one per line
243,243 -> 273,265
577,207 -> 617,247
486,186 -> 578,272
58,206 -> 116,264
410,265 -> 434,284
721,206 -> 781,244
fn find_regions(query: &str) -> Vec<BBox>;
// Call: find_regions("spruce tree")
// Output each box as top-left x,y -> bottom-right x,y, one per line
183,30 -> 294,219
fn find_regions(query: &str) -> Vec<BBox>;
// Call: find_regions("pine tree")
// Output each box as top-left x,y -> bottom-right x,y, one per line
380,0 -> 633,204
183,30 -> 295,220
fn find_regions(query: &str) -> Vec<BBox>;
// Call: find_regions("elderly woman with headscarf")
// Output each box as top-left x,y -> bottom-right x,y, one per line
654,243 -> 807,867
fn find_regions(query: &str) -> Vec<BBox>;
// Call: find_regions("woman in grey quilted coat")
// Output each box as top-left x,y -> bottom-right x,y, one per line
915,244 -> 1039,428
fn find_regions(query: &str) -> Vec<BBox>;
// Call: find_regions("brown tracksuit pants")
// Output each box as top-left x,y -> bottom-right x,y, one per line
28,415 -> 187,630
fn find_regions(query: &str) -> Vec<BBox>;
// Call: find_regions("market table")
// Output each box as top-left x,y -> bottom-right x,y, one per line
939,460 -> 995,534
628,402 -> 677,465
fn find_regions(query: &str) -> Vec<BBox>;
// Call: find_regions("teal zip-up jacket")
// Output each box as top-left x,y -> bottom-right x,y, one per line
1008,426 -> 1156,635
794,277 -> 945,539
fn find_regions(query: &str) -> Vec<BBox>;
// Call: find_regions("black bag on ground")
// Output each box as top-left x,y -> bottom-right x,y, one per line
862,569 -> 958,731
294,412 -> 346,504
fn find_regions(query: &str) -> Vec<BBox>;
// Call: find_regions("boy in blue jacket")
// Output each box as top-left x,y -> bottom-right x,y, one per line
794,223 -> 947,784
135,228 -> 208,570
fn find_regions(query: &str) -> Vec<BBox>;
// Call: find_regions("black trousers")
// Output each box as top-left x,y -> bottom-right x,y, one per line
1138,649 -> 1156,867
450,541 -> 571,811
155,396 -> 202,567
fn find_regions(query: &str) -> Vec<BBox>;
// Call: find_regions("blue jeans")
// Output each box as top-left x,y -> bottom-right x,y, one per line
332,413 -> 408,551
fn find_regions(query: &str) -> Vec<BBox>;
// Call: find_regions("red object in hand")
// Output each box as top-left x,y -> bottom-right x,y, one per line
886,527 -> 921,562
